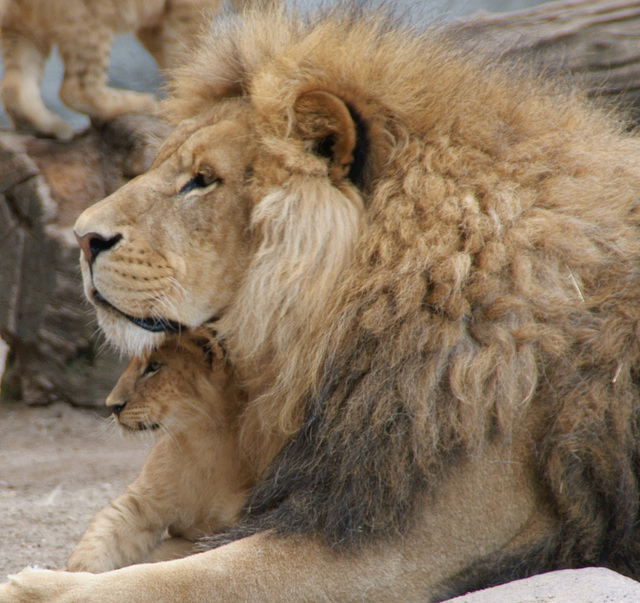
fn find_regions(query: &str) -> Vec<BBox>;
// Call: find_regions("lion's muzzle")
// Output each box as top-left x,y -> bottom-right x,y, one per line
74,230 -> 184,335
92,290 -> 183,334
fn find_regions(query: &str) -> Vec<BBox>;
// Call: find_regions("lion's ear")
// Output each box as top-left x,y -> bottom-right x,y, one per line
294,90 -> 359,183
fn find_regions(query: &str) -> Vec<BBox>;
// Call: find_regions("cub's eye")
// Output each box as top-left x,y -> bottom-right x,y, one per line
142,361 -> 162,377
179,171 -> 221,194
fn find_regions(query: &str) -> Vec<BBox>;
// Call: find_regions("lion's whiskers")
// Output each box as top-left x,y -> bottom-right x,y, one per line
147,282 -> 185,328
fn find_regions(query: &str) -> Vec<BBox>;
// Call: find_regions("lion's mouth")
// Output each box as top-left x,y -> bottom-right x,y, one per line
117,420 -> 161,432
93,290 -> 183,334
137,422 -> 161,431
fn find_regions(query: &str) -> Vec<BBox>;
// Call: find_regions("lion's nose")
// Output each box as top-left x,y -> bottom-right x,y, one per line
75,231 -> 122,264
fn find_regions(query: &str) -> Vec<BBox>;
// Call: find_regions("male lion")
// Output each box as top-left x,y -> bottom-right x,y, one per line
67,330 -> 251,573
4,3 -> 640,602
0,0 -> 275,140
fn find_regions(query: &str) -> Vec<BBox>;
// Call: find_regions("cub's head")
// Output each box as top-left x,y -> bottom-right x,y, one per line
107,330 -> 230,433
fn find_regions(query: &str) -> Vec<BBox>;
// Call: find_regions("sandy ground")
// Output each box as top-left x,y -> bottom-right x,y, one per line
0,401 -> 149,578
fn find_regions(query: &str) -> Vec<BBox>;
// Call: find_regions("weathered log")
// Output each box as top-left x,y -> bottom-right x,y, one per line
0,115 -> 167,407
451,0 -> 640,113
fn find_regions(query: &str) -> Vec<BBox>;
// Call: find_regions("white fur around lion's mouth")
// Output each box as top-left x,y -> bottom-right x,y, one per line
92,289 -> 183,334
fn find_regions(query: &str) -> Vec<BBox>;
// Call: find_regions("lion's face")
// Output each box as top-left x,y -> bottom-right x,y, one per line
74,101 -> 260,353
107,334 -> 227,433
74,92 -> 365,356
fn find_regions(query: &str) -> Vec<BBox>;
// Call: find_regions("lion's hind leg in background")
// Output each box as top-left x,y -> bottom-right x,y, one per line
0,31 -> 73,140
56,18 -> 155,124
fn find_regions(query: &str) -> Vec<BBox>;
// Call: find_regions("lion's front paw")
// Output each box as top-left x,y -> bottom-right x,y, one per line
0,567 -> 92,603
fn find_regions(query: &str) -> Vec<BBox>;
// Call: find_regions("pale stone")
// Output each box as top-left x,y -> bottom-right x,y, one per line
0,336 -> 7,395
446,568 -> 640,603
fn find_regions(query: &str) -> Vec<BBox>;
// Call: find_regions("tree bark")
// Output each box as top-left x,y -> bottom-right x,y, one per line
451,0 -> 640,113
0,116 -> 167,407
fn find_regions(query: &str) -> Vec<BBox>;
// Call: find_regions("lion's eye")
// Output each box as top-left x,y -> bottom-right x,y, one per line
179,171 -> 221,194
142,361 -> 162,377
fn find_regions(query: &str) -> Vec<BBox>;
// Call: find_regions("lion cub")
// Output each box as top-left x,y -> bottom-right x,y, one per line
0,0 -> 273,140
66,330 -> 252,573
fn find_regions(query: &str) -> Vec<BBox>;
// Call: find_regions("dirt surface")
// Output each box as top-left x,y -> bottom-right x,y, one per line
0,401 -> 149,578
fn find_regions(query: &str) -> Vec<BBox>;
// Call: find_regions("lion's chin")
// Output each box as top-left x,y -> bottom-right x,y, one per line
95,305 -> 169,356
89,289 -> 187,354
93,291 -> 183,334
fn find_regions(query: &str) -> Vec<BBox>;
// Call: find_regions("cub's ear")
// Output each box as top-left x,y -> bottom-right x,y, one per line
293,90 -> 358,183
189,326 -> 225,369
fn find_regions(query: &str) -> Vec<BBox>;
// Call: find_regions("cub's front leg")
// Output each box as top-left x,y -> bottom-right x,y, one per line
0,32 -> 74,140
66,491 -> 165,573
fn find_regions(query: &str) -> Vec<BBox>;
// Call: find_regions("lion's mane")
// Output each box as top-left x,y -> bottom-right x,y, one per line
166,3 -> 640,577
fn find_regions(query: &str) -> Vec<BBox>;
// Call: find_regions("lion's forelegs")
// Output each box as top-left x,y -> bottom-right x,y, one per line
3,532 -> 425,603
66,491 -> 165,573
1,440 -> 550,602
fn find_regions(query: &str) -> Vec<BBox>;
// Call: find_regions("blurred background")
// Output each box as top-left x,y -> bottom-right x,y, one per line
0,0 -> 546,131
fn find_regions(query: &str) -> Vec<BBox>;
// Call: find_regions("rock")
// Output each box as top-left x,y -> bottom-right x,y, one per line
0,115 -> 169,407
446,567 -> 640,602
0,336 -> 7,396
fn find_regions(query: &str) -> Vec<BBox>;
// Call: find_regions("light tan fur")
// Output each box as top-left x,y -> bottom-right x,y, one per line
66,331 -> 251,573
5,3 -> 640,602
0,0 -> 276,140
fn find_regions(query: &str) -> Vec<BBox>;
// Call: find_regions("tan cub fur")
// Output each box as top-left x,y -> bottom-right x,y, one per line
0,0 -> 274,140
66,330 -> 252,573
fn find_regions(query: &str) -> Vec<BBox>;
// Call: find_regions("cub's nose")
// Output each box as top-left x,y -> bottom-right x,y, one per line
108,401 -> 126,416
75,231 -> 122,264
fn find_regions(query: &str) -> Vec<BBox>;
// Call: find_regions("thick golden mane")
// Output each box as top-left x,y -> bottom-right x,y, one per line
165,4 -> 640,567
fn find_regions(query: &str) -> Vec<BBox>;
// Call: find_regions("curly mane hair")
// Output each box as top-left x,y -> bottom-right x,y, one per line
166,2 -> 640,579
